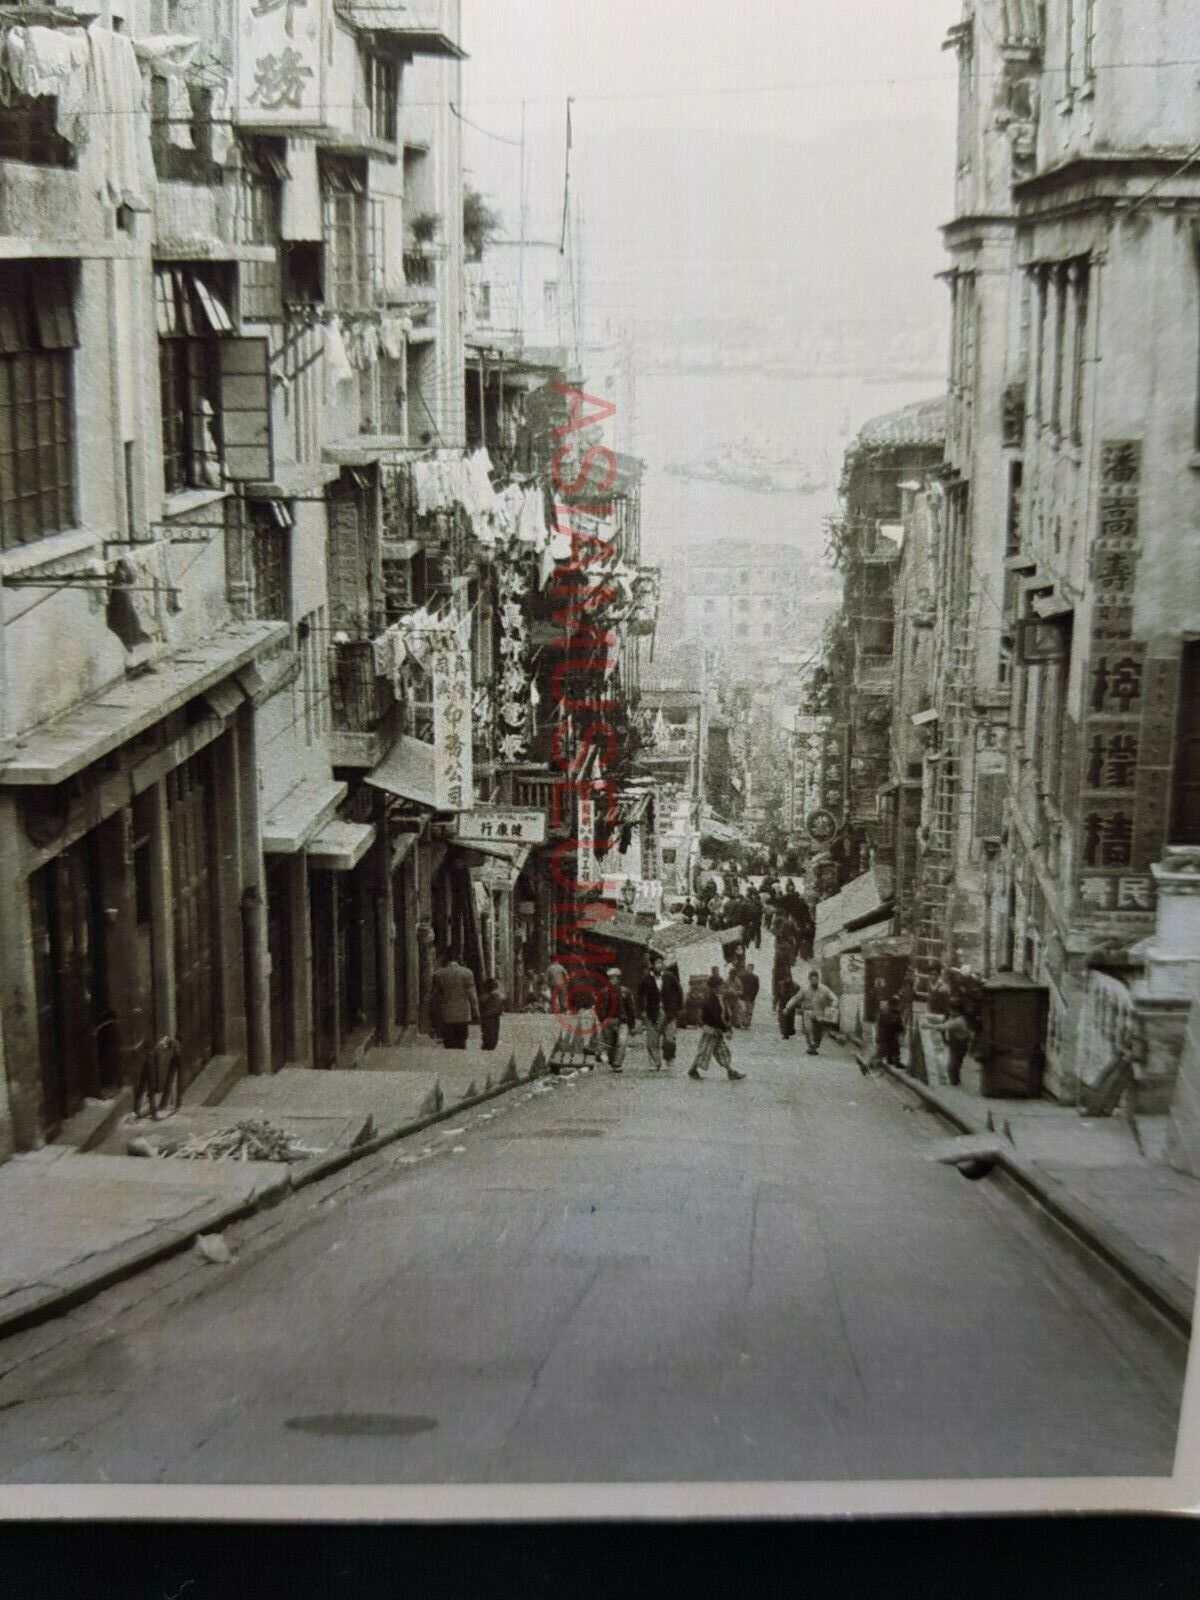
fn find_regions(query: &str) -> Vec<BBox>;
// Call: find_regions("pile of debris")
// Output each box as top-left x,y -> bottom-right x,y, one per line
128,1119 -> 323,1164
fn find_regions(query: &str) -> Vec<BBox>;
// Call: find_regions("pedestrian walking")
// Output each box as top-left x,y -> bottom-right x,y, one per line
430,951 -> 480,1050
777,973 -> 801,1038
739,962 -> 761,1028
688,974 -> 745,1081
661,962 -> 684,1063
868,993 -> 904,1072
637,953 -> 669,1071
928,1003 -> 973,1086
547,958 -> 568,1002
746,888 -> 763,949
696,897 -> 710,928
479,977 -> 505,1052
784,969 -> 839,1056
601,966 -> 636,1073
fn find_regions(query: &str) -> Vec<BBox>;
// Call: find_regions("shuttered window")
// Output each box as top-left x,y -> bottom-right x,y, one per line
321,157 -> 370,312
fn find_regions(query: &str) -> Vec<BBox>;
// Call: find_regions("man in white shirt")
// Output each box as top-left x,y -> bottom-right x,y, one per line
783,969 -> 839,1056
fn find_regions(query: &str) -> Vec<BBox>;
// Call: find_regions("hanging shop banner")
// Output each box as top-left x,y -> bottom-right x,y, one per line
455,807 -> 548,847
238,0 -> 322,128
429,629 -> 474,813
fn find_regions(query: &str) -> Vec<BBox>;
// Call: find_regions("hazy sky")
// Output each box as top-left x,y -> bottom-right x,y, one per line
457,2 -> 960,336
460,1 -> 957,148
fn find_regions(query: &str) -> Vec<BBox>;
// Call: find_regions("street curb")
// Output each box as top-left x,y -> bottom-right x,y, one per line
0,1044 -> 572,1346
881,1063 -> 1194,1339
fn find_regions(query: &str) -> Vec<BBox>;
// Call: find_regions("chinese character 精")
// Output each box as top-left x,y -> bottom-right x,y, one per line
1082,810 -> 1134,870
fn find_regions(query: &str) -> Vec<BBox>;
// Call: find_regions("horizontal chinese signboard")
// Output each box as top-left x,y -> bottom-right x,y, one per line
238,0 -> 323,129
454,807 -> 547,847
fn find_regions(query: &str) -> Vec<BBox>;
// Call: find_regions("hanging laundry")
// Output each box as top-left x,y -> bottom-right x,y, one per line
517,486 -> 548,547
86,22 -> 154,209
359,322 -> 380,368
281,137 -> 322,241
3,25 -> 91,143
380,314 -> 406,361
132,34 -> 199,150
323,318 -> 355,400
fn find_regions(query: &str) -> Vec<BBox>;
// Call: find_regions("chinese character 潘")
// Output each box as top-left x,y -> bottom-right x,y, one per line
248,48 -> 313,111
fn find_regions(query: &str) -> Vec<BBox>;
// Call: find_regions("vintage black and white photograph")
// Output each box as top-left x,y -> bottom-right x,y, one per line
0,0 -> 1196,1512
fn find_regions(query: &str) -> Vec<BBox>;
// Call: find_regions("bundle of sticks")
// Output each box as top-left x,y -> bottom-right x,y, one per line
129,1119 -> 321,1164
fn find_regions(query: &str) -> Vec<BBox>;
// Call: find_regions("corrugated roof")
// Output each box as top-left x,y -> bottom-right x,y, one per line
853,395 -> 947,451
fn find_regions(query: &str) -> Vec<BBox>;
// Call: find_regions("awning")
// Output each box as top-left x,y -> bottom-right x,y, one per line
262,779 -> 347,854
364,735 -> 439,810
308,820 -> 376,872
814,868 -> 894,958
0,621 -> 288,787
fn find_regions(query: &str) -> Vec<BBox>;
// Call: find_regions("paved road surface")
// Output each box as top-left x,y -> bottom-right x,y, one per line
0,947 -> 1186,1484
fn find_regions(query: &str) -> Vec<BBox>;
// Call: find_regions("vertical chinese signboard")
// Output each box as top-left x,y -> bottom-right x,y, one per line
429,629 -> 474,813
238,0 -> 322,127
1074,440 -> 1163,919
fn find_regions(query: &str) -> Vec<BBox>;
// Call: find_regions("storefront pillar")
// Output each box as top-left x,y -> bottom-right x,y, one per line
288,851 -> 313,1066
235,707 -> 269,1075
148,778 -> 178,1048
0,793 -> 42,1150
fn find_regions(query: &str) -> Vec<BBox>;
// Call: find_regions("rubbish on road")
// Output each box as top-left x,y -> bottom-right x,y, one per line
194,1232 -> 235,1265
128,1119 -> 323,1164
926,1134 -> 1006,1179
452,1146 -> 466,1154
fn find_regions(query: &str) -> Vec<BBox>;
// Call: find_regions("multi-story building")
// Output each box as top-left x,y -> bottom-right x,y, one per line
989,0 -> 1200,1107
0,2 -> 662,1159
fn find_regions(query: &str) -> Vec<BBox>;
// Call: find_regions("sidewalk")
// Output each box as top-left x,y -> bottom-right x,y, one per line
878,1032 -> 1199,1335
0,1014 -> 565,1342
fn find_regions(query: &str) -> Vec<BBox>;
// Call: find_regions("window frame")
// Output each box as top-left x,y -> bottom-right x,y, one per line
321,158 -> 371,313
0,262 -> 79,551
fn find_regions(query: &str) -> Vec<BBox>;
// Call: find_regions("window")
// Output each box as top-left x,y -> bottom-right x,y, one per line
366,54 -> 399,145
1084,0 -> 1098,83
1171,641 -> 1200,844
1051,267 -> 1068,434
321,157 -> 370,312
1033,268 -> 1049,423
369,198 -> 387,301
238,140 -> 286,321
150,78 -> 220,184
543,280 -> 559,325
0,262 -> 78,550
1064,0 -> 1076,89
250,500 -> 292,621
1070,260 -> 1090,443
0,79 -> 75,168
475,283 -> 492,323
155,267 -> 235,494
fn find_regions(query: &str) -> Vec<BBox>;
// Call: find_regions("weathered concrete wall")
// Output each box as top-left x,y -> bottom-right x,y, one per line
1166,966 -> 1200,1178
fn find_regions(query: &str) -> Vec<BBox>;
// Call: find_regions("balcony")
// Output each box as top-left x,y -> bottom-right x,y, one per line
501,770 -> 568,838
330,639 -> 399,769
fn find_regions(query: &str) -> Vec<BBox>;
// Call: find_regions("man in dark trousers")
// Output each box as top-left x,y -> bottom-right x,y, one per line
739,962 -> 761,1028
867,993 -> 904,1074
661,962 -> 684,1062
637,953 -> 668,1071
688,974 -> 746,1081
601,966 -> 637,1073
429,950 -> 480,1050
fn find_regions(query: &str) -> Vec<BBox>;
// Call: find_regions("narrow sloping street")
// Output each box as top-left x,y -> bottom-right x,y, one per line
0,937 -> 1184,1484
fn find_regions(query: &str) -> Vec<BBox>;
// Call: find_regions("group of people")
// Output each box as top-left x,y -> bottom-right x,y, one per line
428,952 -> 506,1052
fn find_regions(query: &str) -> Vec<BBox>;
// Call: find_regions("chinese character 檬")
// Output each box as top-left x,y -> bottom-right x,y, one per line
1087,731 -> 1139,790
249,48 -> 313,111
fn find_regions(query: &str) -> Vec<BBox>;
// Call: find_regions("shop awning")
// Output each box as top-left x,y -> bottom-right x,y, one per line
364,736 -> 439,810
308,820 -> 376,872
814,868 -> 894,958
0,621 -> 289,787
262,779 -> 347,854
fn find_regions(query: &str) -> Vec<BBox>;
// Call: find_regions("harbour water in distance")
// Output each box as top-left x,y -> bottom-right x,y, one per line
634,368 -> 946,570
